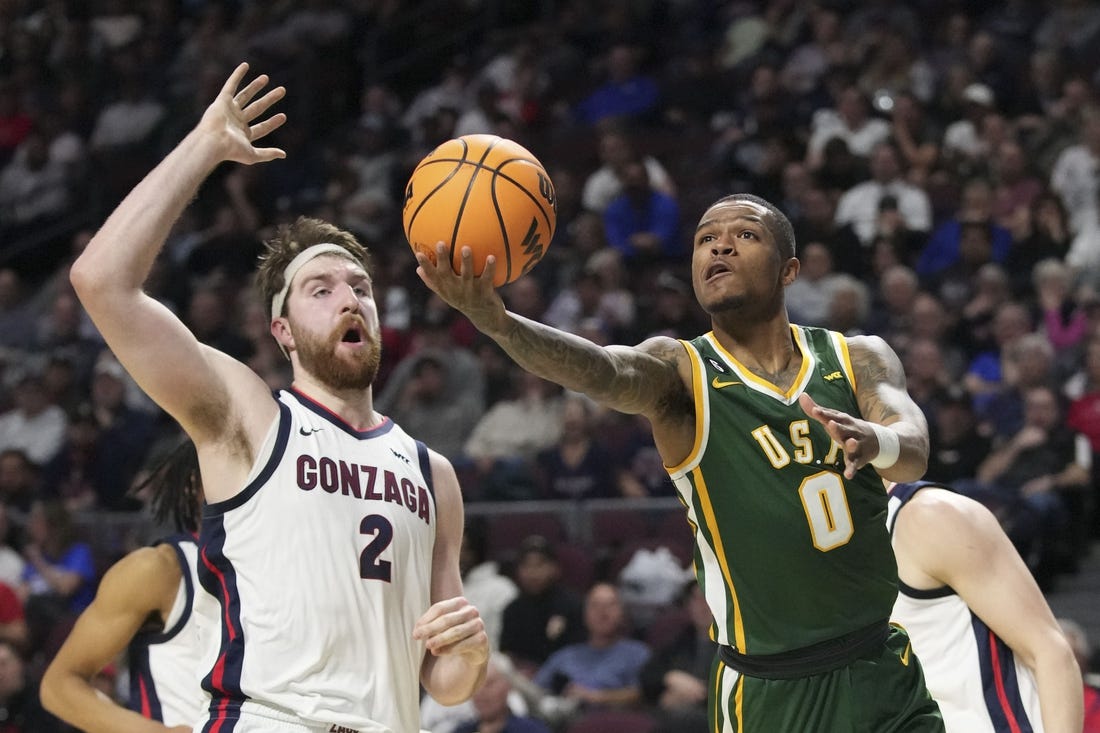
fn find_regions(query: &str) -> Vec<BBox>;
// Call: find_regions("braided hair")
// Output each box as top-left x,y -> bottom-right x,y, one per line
131,439 -> 202,534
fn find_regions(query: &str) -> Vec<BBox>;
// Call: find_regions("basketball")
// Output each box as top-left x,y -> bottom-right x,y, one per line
403,134 -> 557,287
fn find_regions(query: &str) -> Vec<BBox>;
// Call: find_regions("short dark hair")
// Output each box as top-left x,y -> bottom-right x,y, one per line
711,193 -> 797,260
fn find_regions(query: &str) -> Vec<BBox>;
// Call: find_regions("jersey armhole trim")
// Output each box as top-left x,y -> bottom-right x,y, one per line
666,339 -> 707,477
203,401 -> 291,516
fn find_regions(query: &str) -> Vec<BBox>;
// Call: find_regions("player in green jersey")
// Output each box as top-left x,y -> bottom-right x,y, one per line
417,193 -> 943,731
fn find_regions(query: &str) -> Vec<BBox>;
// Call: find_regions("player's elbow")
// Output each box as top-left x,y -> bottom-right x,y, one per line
38,664 -> 65,717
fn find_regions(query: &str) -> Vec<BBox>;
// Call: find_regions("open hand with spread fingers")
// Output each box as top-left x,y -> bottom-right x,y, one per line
198,62 -> 287,166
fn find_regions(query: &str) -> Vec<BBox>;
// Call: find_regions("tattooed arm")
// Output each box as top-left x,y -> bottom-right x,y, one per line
799,334 -> 928,482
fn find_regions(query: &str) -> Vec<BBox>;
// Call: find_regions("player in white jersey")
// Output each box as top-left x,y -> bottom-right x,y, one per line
68,62 -> 488,733
887,481 -> 1082,733
42,440 -> 215,732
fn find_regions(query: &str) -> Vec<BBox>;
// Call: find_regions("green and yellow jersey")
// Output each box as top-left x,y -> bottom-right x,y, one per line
669,325 -> 898,656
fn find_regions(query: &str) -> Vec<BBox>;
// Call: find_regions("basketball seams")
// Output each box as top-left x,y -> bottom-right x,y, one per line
488,171 -> 514,284
404,159 -> 466,243
403,134 -> 555,287
443,136 -> 505,266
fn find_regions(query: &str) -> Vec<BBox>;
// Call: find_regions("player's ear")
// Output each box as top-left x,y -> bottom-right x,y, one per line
781,257 -> 800,285
271,317 -> 294,351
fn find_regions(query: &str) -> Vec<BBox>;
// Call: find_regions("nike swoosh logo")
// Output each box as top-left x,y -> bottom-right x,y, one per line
299,426 -> 323,436
711,377 -> 742,389
900,642 -> 911,666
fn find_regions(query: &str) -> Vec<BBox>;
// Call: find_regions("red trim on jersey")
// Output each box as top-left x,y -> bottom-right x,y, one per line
988,629 -> 1023,733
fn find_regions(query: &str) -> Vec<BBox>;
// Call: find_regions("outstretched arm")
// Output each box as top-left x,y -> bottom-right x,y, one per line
416,450 -> 489,705
70,63 -> 284,447
40,546 -> 190,733
800,334 -> 928,481
415,245 -> 687,418
895,489 -> 1083,733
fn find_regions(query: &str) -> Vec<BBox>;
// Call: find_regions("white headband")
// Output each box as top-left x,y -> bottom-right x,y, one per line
270,243 -> 352,321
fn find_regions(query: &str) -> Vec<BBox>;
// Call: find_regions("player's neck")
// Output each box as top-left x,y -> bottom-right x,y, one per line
291,377 -> 381,431
711,312 -> 797,375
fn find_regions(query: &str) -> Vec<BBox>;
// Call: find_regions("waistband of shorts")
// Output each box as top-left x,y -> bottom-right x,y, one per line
719,619 -> 890,680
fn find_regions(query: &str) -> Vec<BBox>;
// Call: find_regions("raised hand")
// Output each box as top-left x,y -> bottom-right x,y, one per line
415,243 -> 507,334
198,62 -> 287,165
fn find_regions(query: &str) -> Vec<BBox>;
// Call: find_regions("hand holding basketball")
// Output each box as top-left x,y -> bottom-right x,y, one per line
403,134 -> 557,287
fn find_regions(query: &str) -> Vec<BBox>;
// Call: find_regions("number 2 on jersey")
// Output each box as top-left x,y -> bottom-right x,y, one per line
359,514 -> 393,581
798,471 -> 854,551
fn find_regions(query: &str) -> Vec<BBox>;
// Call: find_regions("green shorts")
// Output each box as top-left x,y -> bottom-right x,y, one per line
708,625 -> 944,732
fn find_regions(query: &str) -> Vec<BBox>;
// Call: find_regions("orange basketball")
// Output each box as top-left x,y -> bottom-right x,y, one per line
403,134 -> 557,287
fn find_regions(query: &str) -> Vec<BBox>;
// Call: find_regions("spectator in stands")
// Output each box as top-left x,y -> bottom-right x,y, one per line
963,299 -> 1034,413
924,385 -> 990,485
462,367 -> 564,501
17,500 -> 95,653
990,138 -> 1043,232
941,83 -> 997,172
634,270 -> 707,343
383,352 -> 480,462
889,91 -> 941,188
639,582 -> 715,733
790,186 -> 865,279
460,518 -> 518,652
33,291 -> 101,388
805,85 -> 891,171
1005,193 -> 1071,297
574,42 -> 659,127
1066,335 -> 1100,540
865,264 -> 921,343
834,140 -> 932,247
823,273 -> 871,336
84,355 -> 155,509
916,177 -> 1012,285
0,505 -> 24,589
376,303 -> 485,425
977,332 -> 1059,442
0,450 -> 37,515
0,125 -> 72,239
499,535 -> 585,677
543,249 -> 636,342
0,371 -> 66,468
533,583 -> 649,712
581,125 -> 675,215
972,385 -> 1088,589
784,240 -> 840,327
0,638 -> 63,732
453,654 -> 551,733
0,580 -> 26,654
533,394 -> 617,501
1050,108 -> 1100,240
0,269 -> 35,351
602,160 -> 682,265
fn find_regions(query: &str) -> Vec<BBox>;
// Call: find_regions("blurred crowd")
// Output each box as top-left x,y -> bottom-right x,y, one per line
2,0 -> 1100,729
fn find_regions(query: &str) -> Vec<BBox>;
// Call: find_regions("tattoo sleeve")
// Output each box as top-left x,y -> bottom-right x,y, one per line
849,336 -> 908,425
494,312 -> 683,416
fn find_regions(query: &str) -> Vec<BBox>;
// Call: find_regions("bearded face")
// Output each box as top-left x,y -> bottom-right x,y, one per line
291,314 -> 381,391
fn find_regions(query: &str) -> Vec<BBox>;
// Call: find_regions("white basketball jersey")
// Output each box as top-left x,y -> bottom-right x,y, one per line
887,482 -> 1045,733
198,389 -> 436,733
128,536 -> 213,727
